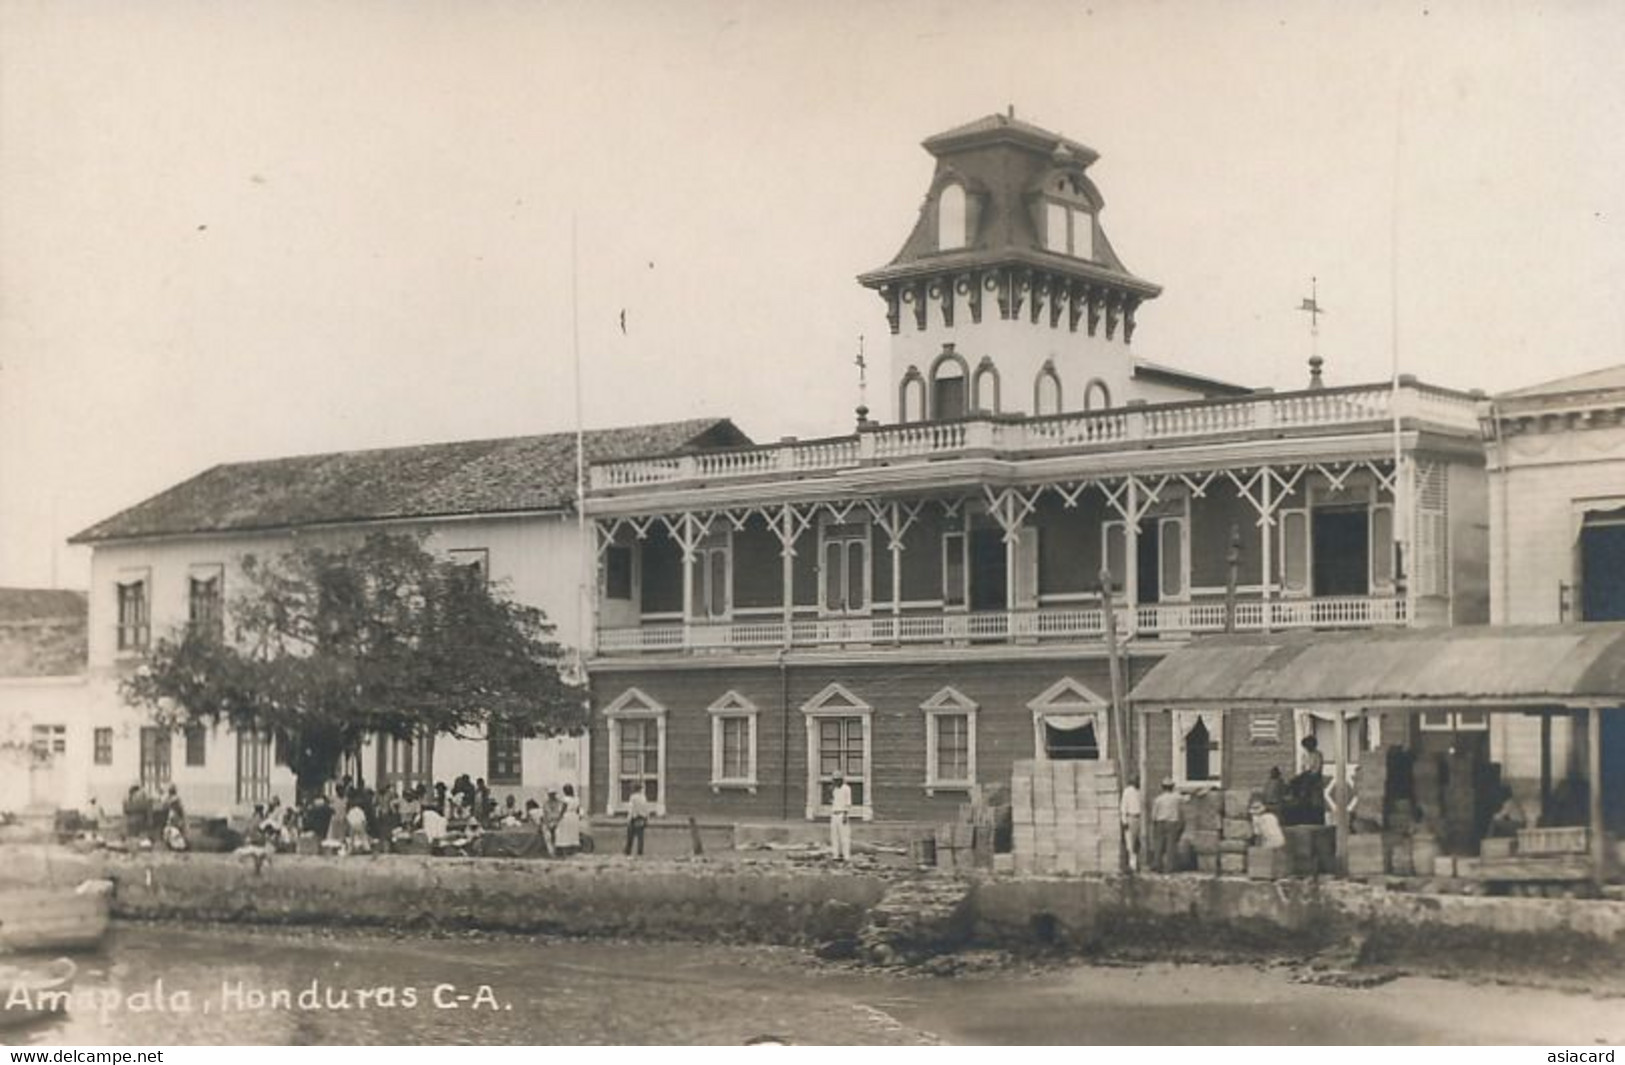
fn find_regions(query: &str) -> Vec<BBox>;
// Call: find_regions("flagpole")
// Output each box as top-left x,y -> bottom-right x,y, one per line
1390,72 -> 1409,589
570,212 -> 595,804
572,213 -> 589,671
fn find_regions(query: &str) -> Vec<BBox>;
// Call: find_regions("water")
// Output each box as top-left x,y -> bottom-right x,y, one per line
10,924 -> 1625,1045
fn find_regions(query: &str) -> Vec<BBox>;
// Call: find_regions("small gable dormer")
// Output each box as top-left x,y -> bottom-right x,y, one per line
1031,144 -> 1101,261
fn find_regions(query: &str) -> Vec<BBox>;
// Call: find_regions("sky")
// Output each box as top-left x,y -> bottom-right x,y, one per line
2,0 -> 1623,589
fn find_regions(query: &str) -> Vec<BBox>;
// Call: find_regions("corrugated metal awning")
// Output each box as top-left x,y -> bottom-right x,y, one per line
1129,623 -> 1625,711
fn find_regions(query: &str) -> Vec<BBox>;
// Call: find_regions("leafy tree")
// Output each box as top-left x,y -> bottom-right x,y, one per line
122,532 -> 587,799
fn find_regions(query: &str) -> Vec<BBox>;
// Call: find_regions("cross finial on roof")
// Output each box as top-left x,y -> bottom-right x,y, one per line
1298,276 -> 1326,385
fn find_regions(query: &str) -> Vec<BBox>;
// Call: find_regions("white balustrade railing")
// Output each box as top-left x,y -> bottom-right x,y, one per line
590,382 -> 1480,491
595,594 -> 1409,655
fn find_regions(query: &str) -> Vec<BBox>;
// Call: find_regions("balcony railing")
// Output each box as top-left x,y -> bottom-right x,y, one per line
590,382 -> 1481,493
594,594 -> 1408,656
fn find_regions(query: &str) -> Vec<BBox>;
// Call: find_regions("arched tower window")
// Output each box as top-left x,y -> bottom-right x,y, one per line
1083,378 -> 1111,411
972,357 -> 1000,413
1034,360 -> 1063,416
929,346 -> 971,420
938,183 -> 967,251
898,368 -> 926,424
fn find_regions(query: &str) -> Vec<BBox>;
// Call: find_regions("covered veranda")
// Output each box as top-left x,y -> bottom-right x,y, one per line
1129,623 -> 1625,884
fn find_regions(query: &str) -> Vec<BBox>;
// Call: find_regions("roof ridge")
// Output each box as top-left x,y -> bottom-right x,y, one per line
198,416 -> 729,471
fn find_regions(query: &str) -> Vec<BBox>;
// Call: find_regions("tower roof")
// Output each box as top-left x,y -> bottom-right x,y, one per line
859,110 -> 1158,298
922,111 -> 1100,165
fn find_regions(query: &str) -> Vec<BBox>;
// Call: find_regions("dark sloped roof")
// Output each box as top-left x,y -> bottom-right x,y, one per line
923,112 -> 1100,163
1130,624 -> 1625,709
861,111 -> 1158,297
0,588 -> 87,677
1498,364 -> 1625,401
70,418 -> 747,544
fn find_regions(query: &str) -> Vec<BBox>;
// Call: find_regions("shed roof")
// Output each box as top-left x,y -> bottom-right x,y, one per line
1129,624 -> 1625,710
70,418 -> 748,544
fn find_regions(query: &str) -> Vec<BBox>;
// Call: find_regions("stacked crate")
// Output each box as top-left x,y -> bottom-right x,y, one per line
933,784 -> 1012,874
1010,759 -> 1122,876
1183,790 -> 1223,873
1217,788 -> 1253,875
1353,746 -> 1390,831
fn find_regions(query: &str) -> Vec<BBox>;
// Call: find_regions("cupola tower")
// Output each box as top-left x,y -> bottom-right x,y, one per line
859,111 -> 1187,423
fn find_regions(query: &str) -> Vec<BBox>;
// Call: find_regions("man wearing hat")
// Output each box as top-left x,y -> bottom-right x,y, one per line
1150,777 -> 1184,873
828,771 -> 854,862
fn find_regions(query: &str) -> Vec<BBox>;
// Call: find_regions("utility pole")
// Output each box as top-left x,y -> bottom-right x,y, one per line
1100,566 -> 1129,870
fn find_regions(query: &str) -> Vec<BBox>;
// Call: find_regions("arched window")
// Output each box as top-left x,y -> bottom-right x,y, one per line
972,358 -> 1000,413
898,368 -> 926,424
929,348 -> 971,420
938,183 -> 967,251
1083,378 -> 1111,411
1034,361 -> 1063,416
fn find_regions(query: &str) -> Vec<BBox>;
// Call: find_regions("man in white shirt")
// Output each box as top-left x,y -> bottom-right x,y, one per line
828,772 -> 853,862
625,786 -> 651,857
1119,777 -> 1143,872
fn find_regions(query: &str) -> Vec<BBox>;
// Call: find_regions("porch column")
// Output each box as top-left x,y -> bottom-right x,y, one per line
679,514 -> 696,650
890,501 -> 904,646
781,504 -> 795,648
1005,532 -> 1018,616
1124,477 -> 1140,637
1137,705 -> 1151,870
1540,712 -> 1554,821
1588,705 -> 1605,887
1260,472 -> 1274,633
1333,705 -> 1350,875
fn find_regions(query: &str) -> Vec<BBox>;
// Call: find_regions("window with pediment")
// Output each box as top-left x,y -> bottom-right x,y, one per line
1028,677 -> 1110,762
921,687 -> 977,793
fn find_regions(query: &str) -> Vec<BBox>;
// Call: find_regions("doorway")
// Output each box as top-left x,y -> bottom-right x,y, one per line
933,373 -> 967,420
1312,507 -> 1370,596
968,528 -> 1007,611
1580,519 -> 1625,621
29,725 -> 67,808
1137,520 -> 1161,603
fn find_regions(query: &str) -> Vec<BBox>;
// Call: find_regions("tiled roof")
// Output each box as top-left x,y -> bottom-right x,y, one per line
70,418 -> 747,544
0,588 -> 87,677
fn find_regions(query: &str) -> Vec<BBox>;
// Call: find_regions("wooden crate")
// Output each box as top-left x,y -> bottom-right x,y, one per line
1518,827 -> 1589,855
1247,846 -> 1289,879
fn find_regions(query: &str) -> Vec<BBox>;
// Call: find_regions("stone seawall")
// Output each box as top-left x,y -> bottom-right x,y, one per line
969,876 -> 1625,976
101,853 -> 887,946
12,848 -> 1625,979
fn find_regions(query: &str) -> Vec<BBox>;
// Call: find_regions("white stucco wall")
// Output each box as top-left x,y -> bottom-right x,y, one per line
887,316 -> 1174,420
1482,416 -> 1625,796
65,511 -> 593,816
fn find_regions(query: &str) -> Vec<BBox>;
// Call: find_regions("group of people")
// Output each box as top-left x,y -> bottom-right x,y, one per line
1118,738 -> 1316,874
121,783 -> 189,851
242,774 -> 587,858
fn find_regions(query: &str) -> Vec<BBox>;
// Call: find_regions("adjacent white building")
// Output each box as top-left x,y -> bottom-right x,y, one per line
15,418 -> 744,816
1482,365 -> 1625,820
